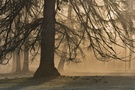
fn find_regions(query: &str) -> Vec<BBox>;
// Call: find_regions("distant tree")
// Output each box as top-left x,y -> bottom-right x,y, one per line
22,39 -> 29,72
12,51 -> 21,73
57,2 -> 73,72
0,0 -> 135,78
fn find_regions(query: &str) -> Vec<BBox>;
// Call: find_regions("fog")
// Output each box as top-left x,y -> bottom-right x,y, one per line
0,45 -> 135,76
59,51 -> 135,76
0,0 -> 135,77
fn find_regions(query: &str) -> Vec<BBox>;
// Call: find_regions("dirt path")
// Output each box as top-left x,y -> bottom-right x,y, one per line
0,75 -> 135,90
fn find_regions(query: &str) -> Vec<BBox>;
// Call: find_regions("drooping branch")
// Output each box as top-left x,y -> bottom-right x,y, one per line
0,0 -> 135,64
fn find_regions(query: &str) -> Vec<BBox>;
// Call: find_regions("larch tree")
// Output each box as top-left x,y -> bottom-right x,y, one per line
0,0 -> 135,78
33,0 -> 60,77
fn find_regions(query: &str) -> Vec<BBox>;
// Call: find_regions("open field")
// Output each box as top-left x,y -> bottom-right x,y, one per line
0,72 -> 135,90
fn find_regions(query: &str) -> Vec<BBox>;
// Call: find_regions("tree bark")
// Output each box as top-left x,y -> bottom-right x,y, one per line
34,0 -> 60,78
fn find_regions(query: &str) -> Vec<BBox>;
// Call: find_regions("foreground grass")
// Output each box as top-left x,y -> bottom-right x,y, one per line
0,75 -> 135,90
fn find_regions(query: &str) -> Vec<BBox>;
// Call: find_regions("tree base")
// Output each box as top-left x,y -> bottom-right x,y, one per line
33,66 -> 60,78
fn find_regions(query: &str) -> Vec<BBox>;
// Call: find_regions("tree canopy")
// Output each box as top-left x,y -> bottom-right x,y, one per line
0,0 -> 135,65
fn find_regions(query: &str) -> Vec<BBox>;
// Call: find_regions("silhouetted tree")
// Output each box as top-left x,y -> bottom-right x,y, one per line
0,0 -> 135,78
33,0 -> 60,77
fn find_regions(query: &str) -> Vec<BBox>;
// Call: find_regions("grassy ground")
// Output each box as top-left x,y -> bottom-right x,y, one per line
0,73 -> 135,90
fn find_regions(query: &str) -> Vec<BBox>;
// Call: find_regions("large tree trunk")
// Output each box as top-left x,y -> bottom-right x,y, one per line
34,0 -> 60,78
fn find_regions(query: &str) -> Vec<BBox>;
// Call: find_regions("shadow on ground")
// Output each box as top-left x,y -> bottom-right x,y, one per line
0,76 -> 59,90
